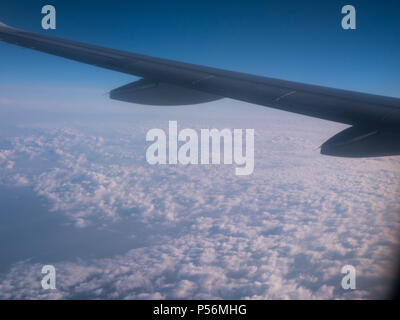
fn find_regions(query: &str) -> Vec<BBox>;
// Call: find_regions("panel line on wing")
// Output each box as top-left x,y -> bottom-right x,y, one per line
191,75 -> 215,86
274,90 -> 297,102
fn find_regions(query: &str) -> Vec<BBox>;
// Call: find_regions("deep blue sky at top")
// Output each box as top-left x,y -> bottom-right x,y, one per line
0,0 -> 399,98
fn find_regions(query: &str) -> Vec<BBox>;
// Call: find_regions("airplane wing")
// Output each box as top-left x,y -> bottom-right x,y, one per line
1,21 -> 399,157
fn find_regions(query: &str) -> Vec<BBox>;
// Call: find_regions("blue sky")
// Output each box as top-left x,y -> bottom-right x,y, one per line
1,0 -> 399,101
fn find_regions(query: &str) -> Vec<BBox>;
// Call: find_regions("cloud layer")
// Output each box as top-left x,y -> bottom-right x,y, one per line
0,109 -> 399,299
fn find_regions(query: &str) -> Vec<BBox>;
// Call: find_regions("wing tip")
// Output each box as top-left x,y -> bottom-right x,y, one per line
0,21 -> 14,29
0,21 -> 18,31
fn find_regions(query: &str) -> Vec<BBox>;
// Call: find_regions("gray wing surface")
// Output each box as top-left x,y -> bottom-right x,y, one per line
1,21 -> 400,157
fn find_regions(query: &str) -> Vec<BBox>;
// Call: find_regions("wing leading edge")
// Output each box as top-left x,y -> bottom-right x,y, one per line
1,21 -> 400,157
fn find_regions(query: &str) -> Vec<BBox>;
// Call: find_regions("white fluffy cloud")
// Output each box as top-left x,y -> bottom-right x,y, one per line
0,108 -> 399,299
